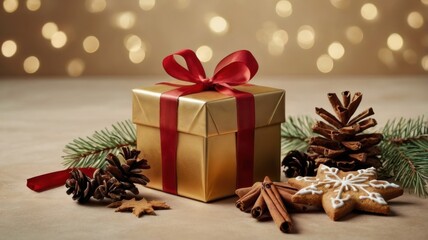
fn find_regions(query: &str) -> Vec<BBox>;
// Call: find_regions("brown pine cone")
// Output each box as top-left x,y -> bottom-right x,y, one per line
282,150 -> 316,178
92,169 -> 127,201
310,91 -> 383,171
65,169 -> 93,203
105,147 -> 150,195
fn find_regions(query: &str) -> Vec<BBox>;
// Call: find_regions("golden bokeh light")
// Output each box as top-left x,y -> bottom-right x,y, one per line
0,0 -> 426,76
297,25 -> 315,49
3,0 -> 18,13
403,49 -> 417,64
330,0 -> 350,9
209,16 -> 229,34
328,42 -> 345,60
26,0 -> 40,11
345,26 -> 364,44
421,55 -> 428,71
360,3 -> 378,21
129,49 -> 146,64
407,12 -> 424,29
268,29 -> 288,56
83,36 -> 100,53
124,35 -> 145,52
378,48 -> 396,68
23,56 -> 40,74
1,40 -> 17,58
41,22 -> 58,40
85,0 -> 106,13
67,58 -> 85,77
51,31 -> 67,48
272,29 -> 288,46
317,54 -> 334,73
196,45 -> 213,62
115,12 -> 136,29
275,0 -> 292,18
139,0 -> 155,11
387,33 -> 403,51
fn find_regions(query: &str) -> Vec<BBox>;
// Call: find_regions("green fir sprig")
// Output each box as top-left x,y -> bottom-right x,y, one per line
62,120 -> 137,169
280,115 -> 316,158
380,116 -> 428,197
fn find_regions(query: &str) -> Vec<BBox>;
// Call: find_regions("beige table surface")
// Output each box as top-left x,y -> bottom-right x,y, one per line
0,76 -> 427,240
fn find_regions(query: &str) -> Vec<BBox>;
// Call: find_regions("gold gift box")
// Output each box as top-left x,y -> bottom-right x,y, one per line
132,83 -> 285,202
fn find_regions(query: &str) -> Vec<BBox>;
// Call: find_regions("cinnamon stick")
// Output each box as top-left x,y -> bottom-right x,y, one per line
273,182 -> 298,192
250,193 -> 266,219
235,184 -> 261,212
275,185 -> 307,212
235,186 -> 253,199
261,177 -> 293,233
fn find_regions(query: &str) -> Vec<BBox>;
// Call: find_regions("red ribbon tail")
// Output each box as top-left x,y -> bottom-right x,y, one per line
27,168 -> 97,192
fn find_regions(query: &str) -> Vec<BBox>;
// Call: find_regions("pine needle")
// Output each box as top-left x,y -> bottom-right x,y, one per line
62,120 -> 137,169
281,116 -> 316,158
380,116 -> 428,197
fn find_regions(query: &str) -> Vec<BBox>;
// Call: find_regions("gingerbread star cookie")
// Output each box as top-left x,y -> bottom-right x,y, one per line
288,164 -> 403,221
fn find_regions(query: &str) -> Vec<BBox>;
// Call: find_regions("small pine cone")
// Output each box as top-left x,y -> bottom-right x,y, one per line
310,91 -> 383,171
106,147 -> 150,195
92,169 -> 127,201
65,169 -> 93,203
282,150 -> 316,178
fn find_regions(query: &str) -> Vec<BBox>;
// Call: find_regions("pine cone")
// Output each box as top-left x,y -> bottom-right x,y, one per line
282,150 -> 316,178
92,169 -> 127,201
65,169 -> 93,203
105,147 -> 150,195
309,91 -> 383,171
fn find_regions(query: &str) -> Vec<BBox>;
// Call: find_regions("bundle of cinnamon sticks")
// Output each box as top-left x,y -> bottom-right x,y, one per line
235,176 -> 306,233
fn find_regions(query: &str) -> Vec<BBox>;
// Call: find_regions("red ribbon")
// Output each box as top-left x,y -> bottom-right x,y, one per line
27,168 -> 97,192
159,49 -> 258,194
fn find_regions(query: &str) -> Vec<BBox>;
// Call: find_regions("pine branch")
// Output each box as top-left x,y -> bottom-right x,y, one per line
61,115 -> 428,197
380,116 -> 428,197
281,116 -> 316,158
62,120 -> 137,169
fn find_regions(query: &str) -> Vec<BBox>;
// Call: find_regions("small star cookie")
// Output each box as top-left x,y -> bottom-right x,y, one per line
288,164 -> 403,221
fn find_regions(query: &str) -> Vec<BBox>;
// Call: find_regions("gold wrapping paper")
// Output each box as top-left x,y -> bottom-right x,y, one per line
132,83 -> 285,202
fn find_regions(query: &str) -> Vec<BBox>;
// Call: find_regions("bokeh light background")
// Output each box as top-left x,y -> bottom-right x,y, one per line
1,0 -> 427,77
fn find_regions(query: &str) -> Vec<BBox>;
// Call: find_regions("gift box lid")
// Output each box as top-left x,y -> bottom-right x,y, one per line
132,83 -> 285,137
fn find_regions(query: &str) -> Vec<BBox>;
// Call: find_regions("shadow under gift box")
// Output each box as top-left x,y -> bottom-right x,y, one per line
132,83 -> 285,202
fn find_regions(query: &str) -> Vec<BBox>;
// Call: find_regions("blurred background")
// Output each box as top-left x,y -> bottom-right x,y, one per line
0,0 -> 427,78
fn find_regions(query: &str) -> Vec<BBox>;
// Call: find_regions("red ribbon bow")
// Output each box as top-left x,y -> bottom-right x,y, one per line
159,49 -> 259,194
27,168 -> 97,192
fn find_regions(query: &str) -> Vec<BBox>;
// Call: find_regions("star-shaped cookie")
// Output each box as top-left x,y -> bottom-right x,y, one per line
288,164 -> 403,221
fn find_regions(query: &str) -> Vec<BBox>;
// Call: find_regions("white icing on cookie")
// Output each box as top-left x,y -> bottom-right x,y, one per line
359,192 -> 387,204
294,165 -> 398,209
368,180 -> 400,189
296,184 -> 323,195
